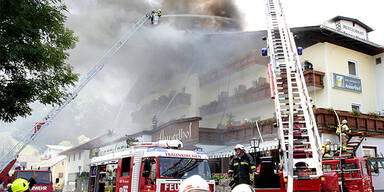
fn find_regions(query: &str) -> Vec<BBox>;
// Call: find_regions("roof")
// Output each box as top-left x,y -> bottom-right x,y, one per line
155,117 -> 202,130
39,155 -> 66,168
291,25 -> 384,55
330,16 -> 373,32
59,131 -> 116,155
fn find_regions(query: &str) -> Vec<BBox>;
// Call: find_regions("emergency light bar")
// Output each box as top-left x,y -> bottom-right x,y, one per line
131,140 -> 183,149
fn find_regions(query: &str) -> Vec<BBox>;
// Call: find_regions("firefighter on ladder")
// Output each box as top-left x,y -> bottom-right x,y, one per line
336,120 -> 351,152
228,144 -> 256,189
322,139 -> 332,158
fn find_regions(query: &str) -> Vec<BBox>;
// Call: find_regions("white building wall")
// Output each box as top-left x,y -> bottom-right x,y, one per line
374,53 -> 384,114
63,150 -> 91,192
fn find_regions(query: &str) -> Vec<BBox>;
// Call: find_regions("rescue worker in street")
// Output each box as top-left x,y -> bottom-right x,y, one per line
336,119 -> 351,151
228,144 -> 256,189
322,139 -> 332,158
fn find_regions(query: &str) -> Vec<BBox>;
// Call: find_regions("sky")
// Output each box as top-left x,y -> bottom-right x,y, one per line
1,0 -> 383,151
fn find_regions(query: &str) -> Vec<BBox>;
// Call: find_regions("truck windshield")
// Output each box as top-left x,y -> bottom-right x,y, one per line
16,171 -> 51,184
159,157 -> 212,180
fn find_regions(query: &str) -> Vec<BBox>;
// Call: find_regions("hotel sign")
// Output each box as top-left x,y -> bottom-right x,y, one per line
152,117 -> 200,145
333,73 -> 362,93
339,20 -> 367,40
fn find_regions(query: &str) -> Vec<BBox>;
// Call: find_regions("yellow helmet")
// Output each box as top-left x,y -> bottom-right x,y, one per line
11,178 -> 29,192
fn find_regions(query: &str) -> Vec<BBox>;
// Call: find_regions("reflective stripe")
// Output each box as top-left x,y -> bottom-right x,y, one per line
241,162 -> 249,165
251,166 -> 256,169
234,163 -> 239,166
228,170 -> 234,173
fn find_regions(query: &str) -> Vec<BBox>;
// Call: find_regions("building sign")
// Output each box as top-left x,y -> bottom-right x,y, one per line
333,73 -> 362,93
152,117 -> 201,145
338,20 -> 367,40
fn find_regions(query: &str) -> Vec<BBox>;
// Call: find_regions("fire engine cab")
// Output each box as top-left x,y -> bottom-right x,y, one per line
12,169 -> 53,192
88,140 -> 214,192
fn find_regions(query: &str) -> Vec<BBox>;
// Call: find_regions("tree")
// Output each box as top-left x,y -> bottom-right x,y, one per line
0,0 -> 79,122
77,135 -> 90,144
59,140 -> 73,147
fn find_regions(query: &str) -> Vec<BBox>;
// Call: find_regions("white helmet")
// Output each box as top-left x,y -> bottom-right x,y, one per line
342,119 -> 348,124
234,144 -> 245,151
179,175 -> 210,192
232,184 -> 253,192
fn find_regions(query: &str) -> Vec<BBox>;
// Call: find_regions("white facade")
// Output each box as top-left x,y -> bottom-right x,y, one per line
63,150 -> 91,192
42,145 -> 70,160
374,53 -> 384,114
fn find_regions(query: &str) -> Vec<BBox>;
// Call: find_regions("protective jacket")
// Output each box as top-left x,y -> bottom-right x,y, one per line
228,153 -> 256,187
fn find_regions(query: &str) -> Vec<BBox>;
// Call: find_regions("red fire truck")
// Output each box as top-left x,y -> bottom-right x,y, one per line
322,157 -> 374,192
12,169 -> 53,192
253,159 -> 324,192
88,140 -> 214,192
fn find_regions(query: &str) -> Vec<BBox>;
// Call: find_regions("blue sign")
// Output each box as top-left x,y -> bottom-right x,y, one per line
333,73 -> 362,93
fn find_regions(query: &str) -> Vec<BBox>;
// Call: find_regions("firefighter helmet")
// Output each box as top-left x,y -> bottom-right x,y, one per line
11,178 -> 29,192
232,184 -> 253,192
325,139 -> 331,144
234,144 -> 245,151
342,119 -> 347,124
179,175 -> 210,192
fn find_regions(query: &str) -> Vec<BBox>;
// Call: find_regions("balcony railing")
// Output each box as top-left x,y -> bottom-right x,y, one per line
199,118 -> 277,144
303,70 -> 325,89
314,108 -> 384,134
199,81 -> 270,116
131,92 -> 191,123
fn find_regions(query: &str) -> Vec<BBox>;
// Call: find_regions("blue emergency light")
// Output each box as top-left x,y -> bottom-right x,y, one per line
262,48 -> 268,56
297,47 -> 303,55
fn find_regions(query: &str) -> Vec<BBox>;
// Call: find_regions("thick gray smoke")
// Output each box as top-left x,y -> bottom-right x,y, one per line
0,0 -> 265,150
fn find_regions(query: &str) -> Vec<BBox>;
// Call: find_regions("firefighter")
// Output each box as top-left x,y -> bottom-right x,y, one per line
8,174 -> 37,192
228,144 -> 256,189
150,9 -> 162,25
178,175 -> 209,192
231,184 -> 253,192
322,139 -> 332,158
336,119 -> 351,151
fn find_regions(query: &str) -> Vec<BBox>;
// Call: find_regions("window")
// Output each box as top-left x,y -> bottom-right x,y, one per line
78,152 -> 81,160
68,156 -> 70,163
73,154 -> 76,161
363,146 -> 377,158
351,103 -> 361,112
62,161 -> 64,166
59,172 -> 64,178
348,61 -> 358,76
376,57 -> 382,65
121,157 -> 131,177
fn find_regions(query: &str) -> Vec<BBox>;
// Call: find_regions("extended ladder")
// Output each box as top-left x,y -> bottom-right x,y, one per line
264,0 -> 323,191
0,10 -> 161,172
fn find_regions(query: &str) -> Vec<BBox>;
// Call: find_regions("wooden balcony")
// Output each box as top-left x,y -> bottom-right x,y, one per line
131,92 -> 191,123
315,108 -> 384,135
199,82 -> 270,116
303,70 -> 325,90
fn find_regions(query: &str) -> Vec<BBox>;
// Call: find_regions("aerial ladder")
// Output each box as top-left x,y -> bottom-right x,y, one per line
263,0 -> 323,191
0,9 -> 162,175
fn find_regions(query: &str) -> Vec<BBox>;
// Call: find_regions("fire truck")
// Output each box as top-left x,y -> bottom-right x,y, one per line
12,169 -> 53,192
262,0 -> 324,190
322,157 -> 374,192
88,140 -> 214,192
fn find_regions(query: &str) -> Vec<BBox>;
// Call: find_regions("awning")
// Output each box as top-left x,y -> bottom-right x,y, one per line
197,140 -> 279,159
